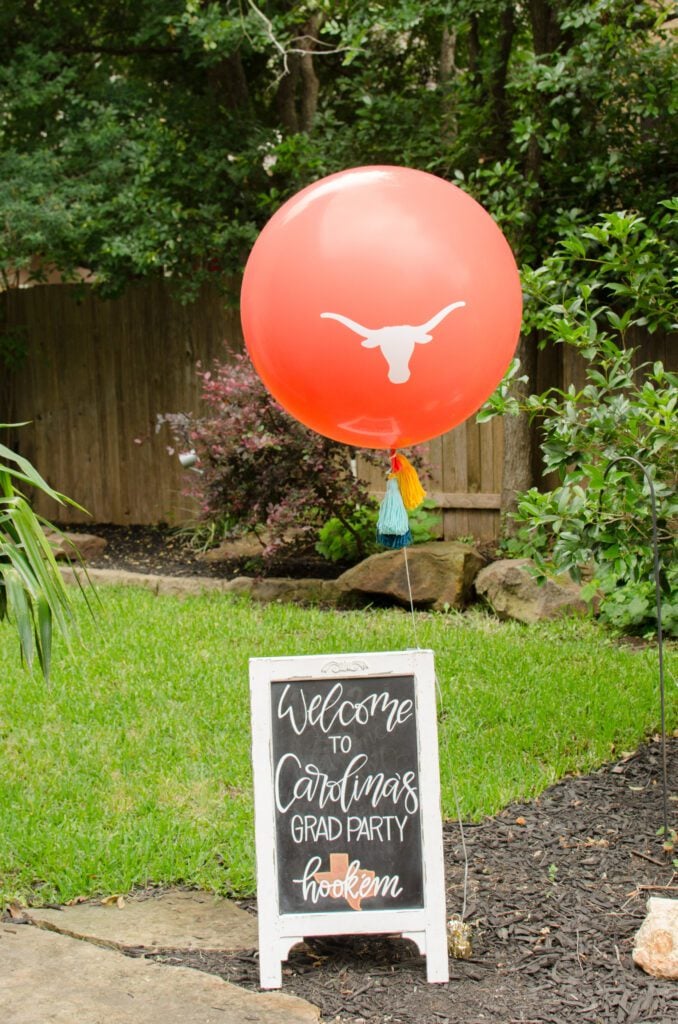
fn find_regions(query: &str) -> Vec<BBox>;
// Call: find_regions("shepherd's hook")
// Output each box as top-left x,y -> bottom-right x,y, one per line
601,456 -> 669,847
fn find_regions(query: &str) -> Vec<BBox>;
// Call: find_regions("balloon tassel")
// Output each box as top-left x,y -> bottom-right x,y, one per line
392,452 -> 426,511
376,478 -> 412,549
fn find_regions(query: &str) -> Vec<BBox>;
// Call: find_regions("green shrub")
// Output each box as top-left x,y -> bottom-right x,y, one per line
483,202 -> 678,635
315,502 -> 380,564
316,499 -> 441,565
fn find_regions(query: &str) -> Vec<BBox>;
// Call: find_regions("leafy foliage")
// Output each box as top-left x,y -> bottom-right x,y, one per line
0,2 -> 675,295
163,353 -> 384,561
2,1 -> 675,518
0,425 -> 86,678
315,502 -> 381,564
485,203 -> 678,635
316,498 -> 440,564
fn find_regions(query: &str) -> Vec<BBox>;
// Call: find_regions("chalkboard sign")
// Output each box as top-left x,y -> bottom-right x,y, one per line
250,650 -> 448,989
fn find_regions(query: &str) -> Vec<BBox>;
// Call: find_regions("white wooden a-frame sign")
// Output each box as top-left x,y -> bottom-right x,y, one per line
250,648 -> 448,988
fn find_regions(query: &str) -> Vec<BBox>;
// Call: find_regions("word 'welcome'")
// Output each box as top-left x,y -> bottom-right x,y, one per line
275,681 -> 414,736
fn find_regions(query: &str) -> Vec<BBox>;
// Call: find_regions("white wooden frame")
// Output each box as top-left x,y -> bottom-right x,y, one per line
250,649 -> 448,988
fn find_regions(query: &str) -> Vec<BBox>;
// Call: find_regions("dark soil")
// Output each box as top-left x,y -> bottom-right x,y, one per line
77,523 -> 345,580
77,524 -> 678,1022
146,738 -> 677,1024
71,523 -> 498,581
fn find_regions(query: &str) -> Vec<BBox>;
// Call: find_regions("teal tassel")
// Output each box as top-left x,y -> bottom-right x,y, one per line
377,479 -> 409,533
376,478 -> 412,549
376,528 -> 412,549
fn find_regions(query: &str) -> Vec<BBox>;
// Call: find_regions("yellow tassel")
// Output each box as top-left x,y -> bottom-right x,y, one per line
391,452 -> 426,511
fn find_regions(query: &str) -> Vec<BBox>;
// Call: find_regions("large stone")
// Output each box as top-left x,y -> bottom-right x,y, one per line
197,535 -> 266,563
474,558 -> 591,624
46,529 -> 108,562
633,897 -> 678,980
335,541 -> 484,611
0,922 -> 319,1024
24,889 -> 258,953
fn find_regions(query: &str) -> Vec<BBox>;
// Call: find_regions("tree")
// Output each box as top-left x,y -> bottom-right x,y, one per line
1,1 -> 675,516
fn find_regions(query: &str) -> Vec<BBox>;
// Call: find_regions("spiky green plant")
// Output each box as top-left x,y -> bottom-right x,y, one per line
0,424 -> 87,680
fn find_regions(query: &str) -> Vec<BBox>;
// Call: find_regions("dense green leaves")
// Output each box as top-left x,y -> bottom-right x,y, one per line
484,204 -> 678,635
1,2 -> 675,295
0,2 -> 273,295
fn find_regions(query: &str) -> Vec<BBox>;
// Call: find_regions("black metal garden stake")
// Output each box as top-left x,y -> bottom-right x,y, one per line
602,456 -> 669,848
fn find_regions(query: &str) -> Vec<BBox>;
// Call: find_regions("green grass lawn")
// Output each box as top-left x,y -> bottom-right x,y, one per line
0,586 -> 675,906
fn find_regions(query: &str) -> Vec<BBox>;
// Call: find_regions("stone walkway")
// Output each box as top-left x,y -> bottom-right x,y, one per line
2,890 -> 319,1024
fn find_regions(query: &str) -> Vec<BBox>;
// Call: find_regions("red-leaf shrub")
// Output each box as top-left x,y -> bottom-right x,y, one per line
164,352 -> 384,561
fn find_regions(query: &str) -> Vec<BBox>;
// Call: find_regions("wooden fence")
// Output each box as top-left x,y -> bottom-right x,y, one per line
357,418 -> 504,541
2,282 -> 674,540
3,280 -> 243,526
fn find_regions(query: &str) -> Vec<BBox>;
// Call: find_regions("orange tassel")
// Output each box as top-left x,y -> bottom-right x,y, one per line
390,451 -> 426,511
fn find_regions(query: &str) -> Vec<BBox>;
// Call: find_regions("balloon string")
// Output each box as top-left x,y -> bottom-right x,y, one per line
402,545 -> 420,649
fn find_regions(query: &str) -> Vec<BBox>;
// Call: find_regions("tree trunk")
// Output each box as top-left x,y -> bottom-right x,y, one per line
438,26 -> 458,142
298,14 -> 321,133
487,4 -> 515,157
275,14 -> 321,134
467,15 -> 481,87
276,59 -> 300,133
500,1 -> 571,534
438,25 -> 457,83
528,0 -> 564,55
206,51 -> 249,111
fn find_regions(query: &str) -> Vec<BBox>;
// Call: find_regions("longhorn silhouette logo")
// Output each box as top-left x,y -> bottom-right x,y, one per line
320,301 -> 466,384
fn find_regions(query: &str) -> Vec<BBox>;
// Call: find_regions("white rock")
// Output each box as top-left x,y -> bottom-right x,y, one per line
632,896 -> 678,980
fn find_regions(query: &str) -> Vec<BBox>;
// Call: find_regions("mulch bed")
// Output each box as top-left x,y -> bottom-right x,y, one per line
79,523 -> 346,580
77,525 -> 677,1021
148,738 -> 677,1024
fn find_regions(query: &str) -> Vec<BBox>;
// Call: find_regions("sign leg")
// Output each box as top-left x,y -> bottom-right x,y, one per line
258,944 -> 282,989
425,927 -> 449,983
258,935 -> 305,989
402,929 -> 449,984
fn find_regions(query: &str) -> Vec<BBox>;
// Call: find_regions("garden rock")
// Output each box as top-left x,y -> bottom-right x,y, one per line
335,541 -> 483,611
61,566 -> 338,606
46,529 -> 108,562
475,558 -> 591,624
240,576 -> 339,606
61,566 -> 234,596
633,897 -> 678,980
197,534 -> 266,562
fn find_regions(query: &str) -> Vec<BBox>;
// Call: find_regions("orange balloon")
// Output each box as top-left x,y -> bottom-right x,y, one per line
240,166 -> 522,449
